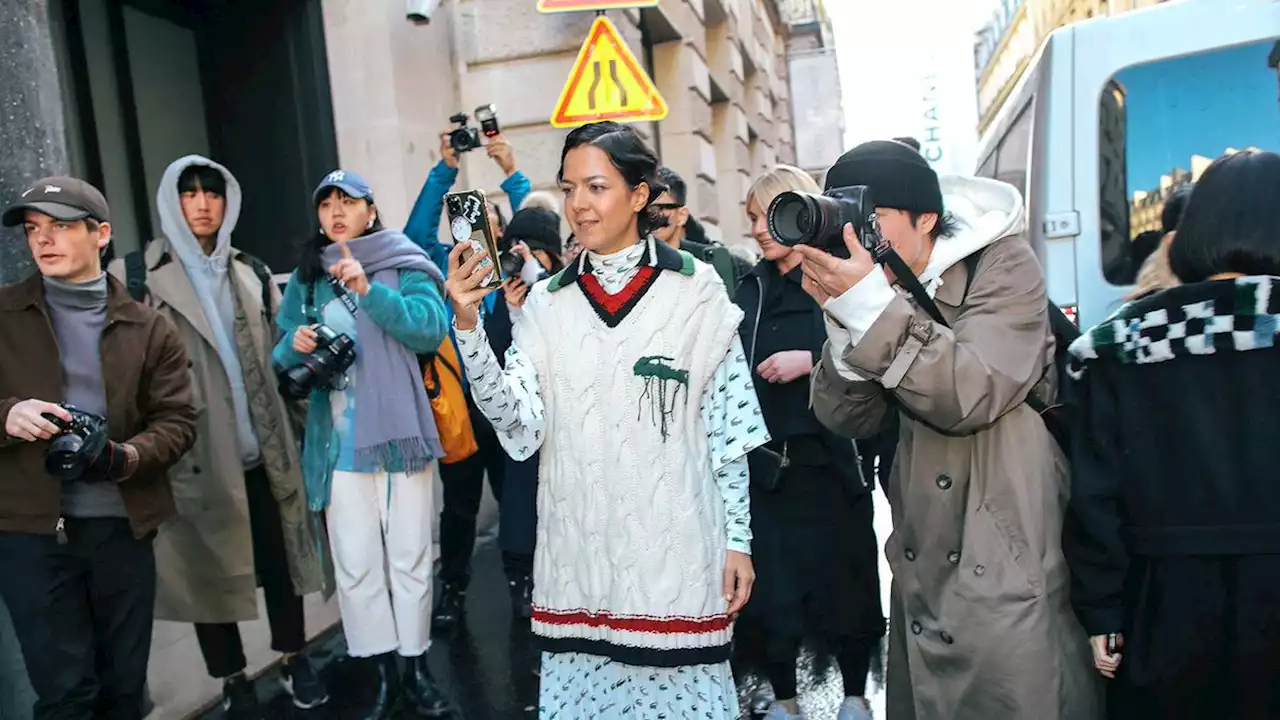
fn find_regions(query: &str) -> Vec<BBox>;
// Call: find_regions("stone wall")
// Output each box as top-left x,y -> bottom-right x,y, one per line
0,0 -> 68,287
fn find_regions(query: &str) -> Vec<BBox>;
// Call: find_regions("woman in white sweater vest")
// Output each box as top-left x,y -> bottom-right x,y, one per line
444,121 -> 769,718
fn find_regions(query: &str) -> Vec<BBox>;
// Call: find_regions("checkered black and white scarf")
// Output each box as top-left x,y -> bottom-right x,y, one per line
1068,276 -> 1280,377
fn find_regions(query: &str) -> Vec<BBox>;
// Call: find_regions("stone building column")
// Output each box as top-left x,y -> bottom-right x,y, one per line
0,2 -> 67,715
0,0 -> 68,287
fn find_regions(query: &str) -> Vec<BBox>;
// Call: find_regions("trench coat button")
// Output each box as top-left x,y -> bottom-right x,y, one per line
936,474 -> 953,490
192,465 -> 201,474
974,564 -> 986,576
940,630 -> 954,644
904,548 -> 916,561
947,550 -> 961,565
910,621 -> 922,635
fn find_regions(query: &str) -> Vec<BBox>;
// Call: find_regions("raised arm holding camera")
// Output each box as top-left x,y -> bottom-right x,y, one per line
798,142 -> 1102,720
0,177 -> 197,720
401,108 -> 538,633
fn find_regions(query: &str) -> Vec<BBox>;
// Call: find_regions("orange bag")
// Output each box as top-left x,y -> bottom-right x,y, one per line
421,338 -> 479,464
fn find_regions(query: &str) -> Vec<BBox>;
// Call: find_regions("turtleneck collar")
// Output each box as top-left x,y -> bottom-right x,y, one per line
586,241 -> 647,294
43,272 -> 108,310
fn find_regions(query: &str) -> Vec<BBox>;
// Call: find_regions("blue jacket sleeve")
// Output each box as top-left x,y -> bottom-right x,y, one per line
403,160 -> 459,275
362,269 -> 449,355
502,171 -> 532,215
272,272 -> 309,370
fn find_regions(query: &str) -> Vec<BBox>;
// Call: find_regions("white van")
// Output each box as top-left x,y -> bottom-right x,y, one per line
975,0 -> 1280,328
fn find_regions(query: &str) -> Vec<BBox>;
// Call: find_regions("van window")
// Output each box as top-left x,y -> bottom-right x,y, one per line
995,103 -> 1032,200
976,101 -> 1033,202
1099,38 -> 1280,285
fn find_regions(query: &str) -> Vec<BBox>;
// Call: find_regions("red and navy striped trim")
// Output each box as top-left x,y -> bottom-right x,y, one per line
533,606 -> 733,634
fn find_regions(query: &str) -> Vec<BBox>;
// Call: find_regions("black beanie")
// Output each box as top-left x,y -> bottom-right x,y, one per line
504,207 -> 562,256
824,140 -> 944,215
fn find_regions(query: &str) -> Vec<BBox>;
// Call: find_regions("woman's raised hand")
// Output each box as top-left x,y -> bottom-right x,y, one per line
445,242 -> 498,330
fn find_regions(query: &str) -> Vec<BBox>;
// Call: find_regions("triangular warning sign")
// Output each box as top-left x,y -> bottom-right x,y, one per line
537,0 -> 659,13
550,16 -> 668,129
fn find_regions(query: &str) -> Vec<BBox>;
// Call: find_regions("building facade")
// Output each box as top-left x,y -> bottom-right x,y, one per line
776,0 -> 844,185
1129,146 -> 1260,237
973,0 -> 1166,135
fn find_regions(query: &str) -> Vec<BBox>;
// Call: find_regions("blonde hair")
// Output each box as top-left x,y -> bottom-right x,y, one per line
1128,232 -> 1179,300
746,164 -> 822,215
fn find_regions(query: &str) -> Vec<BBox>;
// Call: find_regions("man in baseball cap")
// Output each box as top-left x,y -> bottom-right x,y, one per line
0,173 -> 198,719
3,176 -> 113,284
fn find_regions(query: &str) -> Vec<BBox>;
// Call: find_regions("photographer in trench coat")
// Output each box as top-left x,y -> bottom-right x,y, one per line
800,141 -> 1101,720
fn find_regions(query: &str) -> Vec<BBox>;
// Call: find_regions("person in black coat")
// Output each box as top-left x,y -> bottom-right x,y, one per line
734,165 -> 884,720
1065,150 -> 1280,720
483,207 -> 565,617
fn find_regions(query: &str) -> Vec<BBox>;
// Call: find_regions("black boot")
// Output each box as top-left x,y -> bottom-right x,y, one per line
356,653 -> 401,720
403,652 -> 452,716
508,572 -> 533,620
431,582 -> 467,634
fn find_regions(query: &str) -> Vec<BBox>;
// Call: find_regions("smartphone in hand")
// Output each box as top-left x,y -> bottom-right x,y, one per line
445,189 -> 504,289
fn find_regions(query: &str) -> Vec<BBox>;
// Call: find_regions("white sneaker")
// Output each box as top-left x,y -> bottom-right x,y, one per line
764,702 -> 809,720
837,696 -> 874,720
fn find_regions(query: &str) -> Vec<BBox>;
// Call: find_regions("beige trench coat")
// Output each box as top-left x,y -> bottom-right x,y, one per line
109,239 -> 327,623
811,235 -> 1102,720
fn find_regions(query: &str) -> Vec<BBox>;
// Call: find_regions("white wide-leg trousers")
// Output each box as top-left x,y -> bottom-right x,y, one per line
326,467 -> 436,658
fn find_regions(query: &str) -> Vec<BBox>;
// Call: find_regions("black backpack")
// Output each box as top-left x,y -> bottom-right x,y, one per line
892,246 -> 1079,452
125,249 -> 277,327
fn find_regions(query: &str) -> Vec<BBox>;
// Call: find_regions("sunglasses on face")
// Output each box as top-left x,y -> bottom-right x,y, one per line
652,203 -> 684,212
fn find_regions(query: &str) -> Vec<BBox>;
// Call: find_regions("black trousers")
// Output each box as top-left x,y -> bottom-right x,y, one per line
0,517 -> 156,720
437,399 -> 506,588
498,451 -> 537,578
194,465 -> 306,679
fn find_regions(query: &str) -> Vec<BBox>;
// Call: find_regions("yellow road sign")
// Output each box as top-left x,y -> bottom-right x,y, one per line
550,16 -> 668,128
537,0 -> 659,12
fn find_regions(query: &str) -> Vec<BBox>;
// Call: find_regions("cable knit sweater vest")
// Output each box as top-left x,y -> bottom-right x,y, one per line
515,249 -> 744,667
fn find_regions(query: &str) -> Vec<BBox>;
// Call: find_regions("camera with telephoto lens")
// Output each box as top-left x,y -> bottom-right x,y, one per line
279,324 -> 357,400
41,405 -> 110,481
449,105 -> 501,154
766,185 -> 889,260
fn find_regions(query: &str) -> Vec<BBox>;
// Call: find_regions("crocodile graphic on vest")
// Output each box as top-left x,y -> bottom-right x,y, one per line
633,355 -> 689,441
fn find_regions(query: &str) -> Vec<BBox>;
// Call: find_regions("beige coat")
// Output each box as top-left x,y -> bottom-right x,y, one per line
109,238 -> 327,623
811,177 -> 1101,720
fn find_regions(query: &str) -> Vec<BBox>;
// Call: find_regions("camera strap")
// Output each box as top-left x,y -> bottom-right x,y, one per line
877,248 -> 949,328
304,277 -> 360,322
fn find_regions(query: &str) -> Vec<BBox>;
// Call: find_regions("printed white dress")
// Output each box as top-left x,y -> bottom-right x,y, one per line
454,240 -> 769,719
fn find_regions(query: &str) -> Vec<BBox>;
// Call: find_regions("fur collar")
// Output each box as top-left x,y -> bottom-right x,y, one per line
1068,276 -> 1280,374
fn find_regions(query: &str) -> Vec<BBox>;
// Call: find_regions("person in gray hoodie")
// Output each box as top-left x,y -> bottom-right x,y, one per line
108,156 -> 329,718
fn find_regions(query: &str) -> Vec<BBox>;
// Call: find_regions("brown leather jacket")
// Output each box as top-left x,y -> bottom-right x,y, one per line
0,273 -> 197,537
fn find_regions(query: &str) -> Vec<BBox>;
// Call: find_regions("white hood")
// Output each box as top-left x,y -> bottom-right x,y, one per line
918,174 -> 1025,292
156,154 -> 242,274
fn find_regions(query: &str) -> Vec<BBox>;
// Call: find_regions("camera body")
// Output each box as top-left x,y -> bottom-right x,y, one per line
42,405 -> 110,480
280,325 -> 357,400
766,185 -> 889,260
449,105 -> 501,154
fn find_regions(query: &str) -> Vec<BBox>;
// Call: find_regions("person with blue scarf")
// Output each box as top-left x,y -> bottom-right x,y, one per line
273,170 -> 452,720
